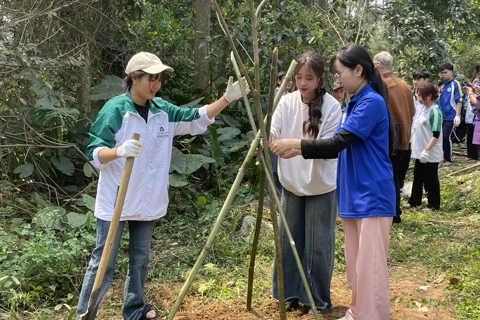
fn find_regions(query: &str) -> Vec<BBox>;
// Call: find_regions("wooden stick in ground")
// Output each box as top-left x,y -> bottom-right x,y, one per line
79,133 -> 140,320
442,162 -> 480,177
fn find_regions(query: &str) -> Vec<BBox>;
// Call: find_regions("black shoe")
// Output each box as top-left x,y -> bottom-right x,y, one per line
286,298 -> 299,311
393,215 -> 402,223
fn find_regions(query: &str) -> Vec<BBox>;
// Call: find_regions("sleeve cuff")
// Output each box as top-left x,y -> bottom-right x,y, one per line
92,146 -> 109,169
199,105 -> 216,123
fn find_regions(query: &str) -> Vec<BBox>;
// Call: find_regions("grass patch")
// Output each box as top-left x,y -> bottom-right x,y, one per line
390,161 -> 480,319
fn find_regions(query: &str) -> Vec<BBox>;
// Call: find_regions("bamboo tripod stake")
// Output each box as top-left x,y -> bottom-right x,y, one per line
166,1 -> 321,319
80,133 -> 140,320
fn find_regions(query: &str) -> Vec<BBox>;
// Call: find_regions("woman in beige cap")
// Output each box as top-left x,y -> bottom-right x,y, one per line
76,52 -> 248,320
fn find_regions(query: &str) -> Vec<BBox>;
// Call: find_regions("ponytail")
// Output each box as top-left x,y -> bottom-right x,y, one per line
303,88 -> 326,138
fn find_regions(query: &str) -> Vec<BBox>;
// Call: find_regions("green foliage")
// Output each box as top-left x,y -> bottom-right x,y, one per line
384,0 -> 479,79
0,183 -> 97,314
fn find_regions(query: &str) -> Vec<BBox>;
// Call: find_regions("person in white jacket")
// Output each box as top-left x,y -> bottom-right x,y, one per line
407,83 -> 443,210
76,52 -> 248,320
270,50 -> 342,315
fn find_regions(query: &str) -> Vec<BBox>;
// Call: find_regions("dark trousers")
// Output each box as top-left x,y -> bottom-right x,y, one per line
397,148 -> 412,189
442,120 -> 454,162
390,153 -> 402,218
466,124 -> 479,160
408,160 -> 440,210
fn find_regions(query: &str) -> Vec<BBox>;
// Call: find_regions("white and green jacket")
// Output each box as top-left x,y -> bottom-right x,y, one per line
87,90 -> 214,221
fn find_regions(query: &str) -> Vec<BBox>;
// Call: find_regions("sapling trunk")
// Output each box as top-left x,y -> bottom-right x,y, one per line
246,47 -> 278,311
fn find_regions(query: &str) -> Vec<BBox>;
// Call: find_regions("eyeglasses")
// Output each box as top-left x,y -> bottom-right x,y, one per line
334,69 -> 352,79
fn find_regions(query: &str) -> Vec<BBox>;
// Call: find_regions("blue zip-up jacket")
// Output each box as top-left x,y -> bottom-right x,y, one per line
438,78 -> 463,121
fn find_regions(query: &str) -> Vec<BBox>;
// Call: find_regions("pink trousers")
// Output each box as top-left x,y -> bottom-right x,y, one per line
341,217 -> 392,320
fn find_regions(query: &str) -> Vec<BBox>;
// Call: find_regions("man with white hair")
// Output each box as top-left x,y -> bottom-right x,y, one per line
374,51 -> 415,223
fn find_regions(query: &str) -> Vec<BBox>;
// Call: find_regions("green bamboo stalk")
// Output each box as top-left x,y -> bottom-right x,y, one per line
246,169 -> 266,310
230,52 -> 257,134
258,150 -> 321,320
232,43 -> 319,317
230,54 -> 319,319
246,47 -> 278,311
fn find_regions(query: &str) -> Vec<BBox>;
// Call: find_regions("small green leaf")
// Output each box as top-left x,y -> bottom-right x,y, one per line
67,212 -> 88,228
13,163 -> 34,178
184,154 -> 215,175
170,147 -> 187,173
169,172 -> 188,187
83,162 -> 96,178
180,97 -> 205,108
217,127 -> 241,142
89,75 -> 123,101
82,194 -> 96,211
51,155 -> 74,176
33,206 -> 67,230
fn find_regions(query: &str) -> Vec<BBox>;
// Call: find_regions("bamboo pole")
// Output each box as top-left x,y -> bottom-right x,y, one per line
231,52 -> 320,319
442,162 -> 480,177
247,169 -> 266,309
246,48 -> 278,311
256,141 -> 320,320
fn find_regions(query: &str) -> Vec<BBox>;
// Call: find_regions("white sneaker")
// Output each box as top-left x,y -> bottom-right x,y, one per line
402,203 -> 411,208
422,207 -> 431,212
336,317 -> 347,320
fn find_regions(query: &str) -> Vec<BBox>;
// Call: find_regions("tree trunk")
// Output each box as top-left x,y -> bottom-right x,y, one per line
194,0 -> 211,91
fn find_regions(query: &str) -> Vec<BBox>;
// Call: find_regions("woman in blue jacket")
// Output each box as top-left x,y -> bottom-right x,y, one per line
271,44 -> 396,320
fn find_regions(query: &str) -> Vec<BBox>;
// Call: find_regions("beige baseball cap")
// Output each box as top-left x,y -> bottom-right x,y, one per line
125,52 -> 174,74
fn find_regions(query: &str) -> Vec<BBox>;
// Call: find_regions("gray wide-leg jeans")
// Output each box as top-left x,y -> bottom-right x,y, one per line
272,188 -> 336,312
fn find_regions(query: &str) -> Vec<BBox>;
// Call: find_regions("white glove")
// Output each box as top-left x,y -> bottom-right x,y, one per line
116,139 -> 142,158
419,150 -> 430,163
224,76 -> 250,103
454,115 -> 461,127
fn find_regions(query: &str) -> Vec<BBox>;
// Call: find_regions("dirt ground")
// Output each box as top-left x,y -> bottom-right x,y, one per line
96,264 -> 454,320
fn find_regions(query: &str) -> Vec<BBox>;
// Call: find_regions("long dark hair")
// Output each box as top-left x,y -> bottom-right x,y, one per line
330,44 -> 398,156
295,50 -> 327,138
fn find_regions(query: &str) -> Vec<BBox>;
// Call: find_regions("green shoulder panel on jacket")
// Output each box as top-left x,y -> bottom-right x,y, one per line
150,97 -> 201,122
86,94 -> 136,160
429,107 -> 443,133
